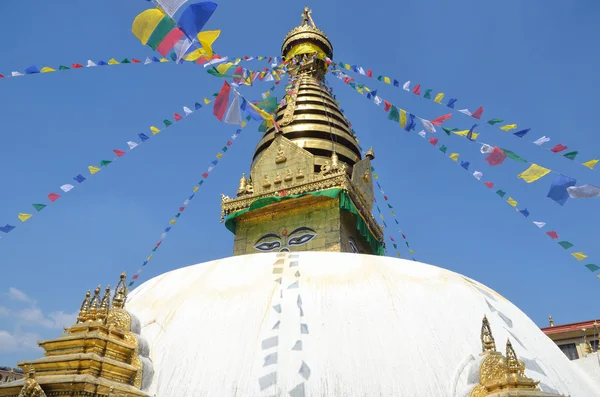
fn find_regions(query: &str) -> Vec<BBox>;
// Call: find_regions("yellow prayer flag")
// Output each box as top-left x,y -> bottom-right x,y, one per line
391,211 -> 396,216
159,58 -> 169,63
453,130 -> 479,140
517,164 -> 551,183
373,173 -> 379,179
500,124 -> 517,131
193,186 -> 199,192
40,67 -> 55,73
169,219 -> 176,225
572,252 -> 588,261
88,166 -> 100,175
234,58 -> 241,63
150,126 -> 160,135
249,102 -> 272,120
379,213 -> 384,220
131,8 -> 165,45
18,213 -> 32,222
203,98 -> 211,104
434,93 -> 444,103
197,30 -> 221,58
400,109 -> 407,128
364,87 -> 371,92
147,254 -> 153,261
263,91 -> 271,98
273,71 -> 280,81
449,153 -> 459,161
409,249 -> 415,255
507,197 -> 518,207
216,153 -> 223,159
108,58 -> 119,65
241,121 -> 247,128
345,64 -> 350,70
216,62 -> 233,74
583,159 -> 599,169
383,76 -> 391,84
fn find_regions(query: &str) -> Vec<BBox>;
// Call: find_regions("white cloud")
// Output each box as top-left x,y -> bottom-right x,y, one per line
17,308 -> 77,329
0,330 -> 41,352
48,311 -> 78,329
0,306 -> 9,316
8,287 -> 35,304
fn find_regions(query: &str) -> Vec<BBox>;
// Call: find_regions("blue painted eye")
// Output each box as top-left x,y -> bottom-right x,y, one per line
348,238 -> 359,253
254,241 -> 281,251
288,233 -> 316,246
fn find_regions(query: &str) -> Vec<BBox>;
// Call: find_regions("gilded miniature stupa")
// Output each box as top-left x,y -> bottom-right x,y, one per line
1,7 -> 598,397
221,7 -> 383,256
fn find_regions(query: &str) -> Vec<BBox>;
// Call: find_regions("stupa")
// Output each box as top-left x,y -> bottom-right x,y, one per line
1,7 -> 598,397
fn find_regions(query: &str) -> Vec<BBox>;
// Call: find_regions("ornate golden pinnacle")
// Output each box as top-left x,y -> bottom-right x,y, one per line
548,315 -> 554,327
365,147 -> 375,160
88,285 -> 101,322
97,285 -> 111,323
77,290 -> 91,324
237,173 -> 247,197
112,272 -> 127,309
481,315 -> 496,353
506,339 -> 520,374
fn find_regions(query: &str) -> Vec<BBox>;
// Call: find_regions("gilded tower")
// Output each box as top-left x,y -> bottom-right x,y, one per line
221,7 -> 384,255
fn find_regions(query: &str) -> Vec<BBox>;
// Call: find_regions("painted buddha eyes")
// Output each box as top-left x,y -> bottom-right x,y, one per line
254,240 -> 282,251
348,237 -> 359,253
288,233 -> 316,246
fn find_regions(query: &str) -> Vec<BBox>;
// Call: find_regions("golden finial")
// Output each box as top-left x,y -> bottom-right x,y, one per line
88,285 -> 101,321
301,6 -> 310,26
549,315 -> 554,327
331,152 -> 339,170
112,273 -> 127,309
506,339 -> 520,374
97,285 -> 111,323
481,315 -> 496,353
77,290 -> 92,324
365,147 -> 375,160
237,173 -> 247,196
27,366 -> 35,379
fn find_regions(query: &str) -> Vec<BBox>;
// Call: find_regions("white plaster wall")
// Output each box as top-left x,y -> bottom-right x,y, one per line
127,252 -> 597,397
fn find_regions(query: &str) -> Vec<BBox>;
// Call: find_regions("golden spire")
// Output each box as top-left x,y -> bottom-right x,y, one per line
365,147 -> 375,160
481,315 -> 496,353
505,339 -> 520,374
548,315 -> 554,327
237,173 -> 247,197
77,290 -> 91,324
88,285 -> 101,322
112,273 -> 128,309
97,285 -> 111,323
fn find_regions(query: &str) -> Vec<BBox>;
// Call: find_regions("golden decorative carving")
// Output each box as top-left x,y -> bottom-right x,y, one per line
470,384 -> 487,397
107,308 -> 131,331
77,290 -> 91,324
237,173 -> 247,196
97,285 -> 111,324
112,273 -> 128,309
548,315 -> 554,327
362,171 -> 369,183
275,146 -> 287,163
88,285 -> 101,322
296,169 -> 304,179
481,315 -> 496,353
131,355 -> 143,389
263,174 -> 271,188
320,160 -> 331,175
281,79 -> 301,126
17,368 -> 46,397
246,177 -> 254,194
479,353 -> 507,385
365,147 -> 375,160
284,169 -> 293,181
274,172 -> 282,184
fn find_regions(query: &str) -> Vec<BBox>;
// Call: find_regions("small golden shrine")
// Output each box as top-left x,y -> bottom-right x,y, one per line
221,7 -> 384,256
0,274 -> 152,397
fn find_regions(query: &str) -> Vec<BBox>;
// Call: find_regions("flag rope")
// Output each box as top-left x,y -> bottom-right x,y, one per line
334,60 -> 599,173
334,69 -> 599,278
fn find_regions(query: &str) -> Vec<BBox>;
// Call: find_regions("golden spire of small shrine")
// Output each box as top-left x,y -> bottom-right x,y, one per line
76,290 -> 91,324
88,285 -> 101,322
112,272 -> 128,309
480,315 -> 496,353
97,285 -> 111,323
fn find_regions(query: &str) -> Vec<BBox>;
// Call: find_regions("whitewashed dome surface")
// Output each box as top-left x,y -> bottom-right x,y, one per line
127,252 -> 598,397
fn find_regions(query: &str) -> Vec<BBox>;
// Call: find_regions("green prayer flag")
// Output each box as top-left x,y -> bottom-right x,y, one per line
338,62 -> 344,67
258,120 -> 269,133
198,180 -> 204,185
496,190 -> 506,198
100,160 -> 112,167
152,247 -> 157,252
563,151 -> 578,160
501,149 -> 527,162
32,203 -> 46,212
585,264 -> 600,272
439,145 -> 447,153
406,242 -> 410,247
246,115 -> 252,121
163,119 -> 172,126
270,85 -> 275,91
128,281 -> 134,286
387,204 -> 393,208
212,92 -> 219,97
349,82 -> 356,89
121,58 -> 131,64
442,127 -> 458,136
377,76 -> 383,81
558,241 -> 574,249
222,147 -> 228,152
175,213 -> 181,218
58,65 -> 69,70
393,244 -> 398,249
388,105 -> 400,122
487,118 -> 503,125
424,89 -> 432,99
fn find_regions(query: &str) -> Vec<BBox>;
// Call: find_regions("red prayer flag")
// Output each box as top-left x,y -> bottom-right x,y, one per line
48,192 -> 60,202
179,207 -> 185,212
366,69 -> 373,78
113,149 -> 126,157
484,182 -> 494,188
431,114 -> 452,126
72,63 -> 83,69
390,236 -> 395,242
383,100 -> 392,112
213,81 -> 231,121
550,144 -> 568,153
174,113 -> 183,121
156,241 -> 162,247
546,231 -> 559,239
244,56 -> 249,60
0,74 -> 4,78
267,57 -> 272,63
485,146 -> 507,166
132,58 -> 141,64
157,28 -> 185,56
202,172 -> 209,178
384,195 -> 388,201
275,81 -> 280,85
402,234 -> 406,239
471,107 -> 484,119
429,137 -> 439,146
132,274 -> 139,280
413,84 -> 421,95
226,141 -> 232,146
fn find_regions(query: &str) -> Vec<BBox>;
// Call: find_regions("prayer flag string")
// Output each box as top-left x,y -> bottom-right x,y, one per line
334,71 -> 599,279
330,69 -> 596,206
0,96 -> 212,238
333,59 -> 599,174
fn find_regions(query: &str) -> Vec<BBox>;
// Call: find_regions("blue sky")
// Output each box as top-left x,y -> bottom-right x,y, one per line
1,0 -> 599,365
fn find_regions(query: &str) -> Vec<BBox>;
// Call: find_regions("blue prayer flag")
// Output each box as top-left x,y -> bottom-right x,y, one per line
142,261 -> 148,266
97,60 -> 108,66
165,227 -> 172,232
547,175 -> 577,206
25,66 -> 40,74
393,79 -> 399,87
138,133 -> 150,142
461,161 -> 470,170
467,124 -> 478,141
195,102 -> 202,110
152,56 -> 160,63
447,98 -> 457,108
513,128 -> 531,138
73,174 -> 86,183
405,114 -> 416,131
0,224 -> 16,233
189,194 -> 195,200
519,209 -> 530,217
211,160 -> 218,165
178,2 -> 218,38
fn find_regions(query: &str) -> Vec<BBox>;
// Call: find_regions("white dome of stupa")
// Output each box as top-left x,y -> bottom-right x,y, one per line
126,252 -> 599,397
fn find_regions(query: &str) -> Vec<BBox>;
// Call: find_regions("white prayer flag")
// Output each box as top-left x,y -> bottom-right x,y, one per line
533,136 -> 550,146
127,141 -> 138,150
420,118 -> 436,133
203,57 -> 228,67
207,166 -> 215,172
144,57 -> 152,65
264,73 -> 274,81
11,71 -> 23,77
183,106 -> 193,116
86,60 -> 97,67
373,96 -> 382,105
418,130 -> 426,138
567,185 -> 600,198
473,171 -> 483,180
480,144 -> 493,154
457,109 -> 472,116
60,184 -> 74,193
224,92 -> 243,125
183,199 -> 190,205
175,39 -> 194,62
402,81 -> 410,91
156,0 -> 188,17
533,221 -> 546,228
358,67 -> 365,75
160,233 -> 167,239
